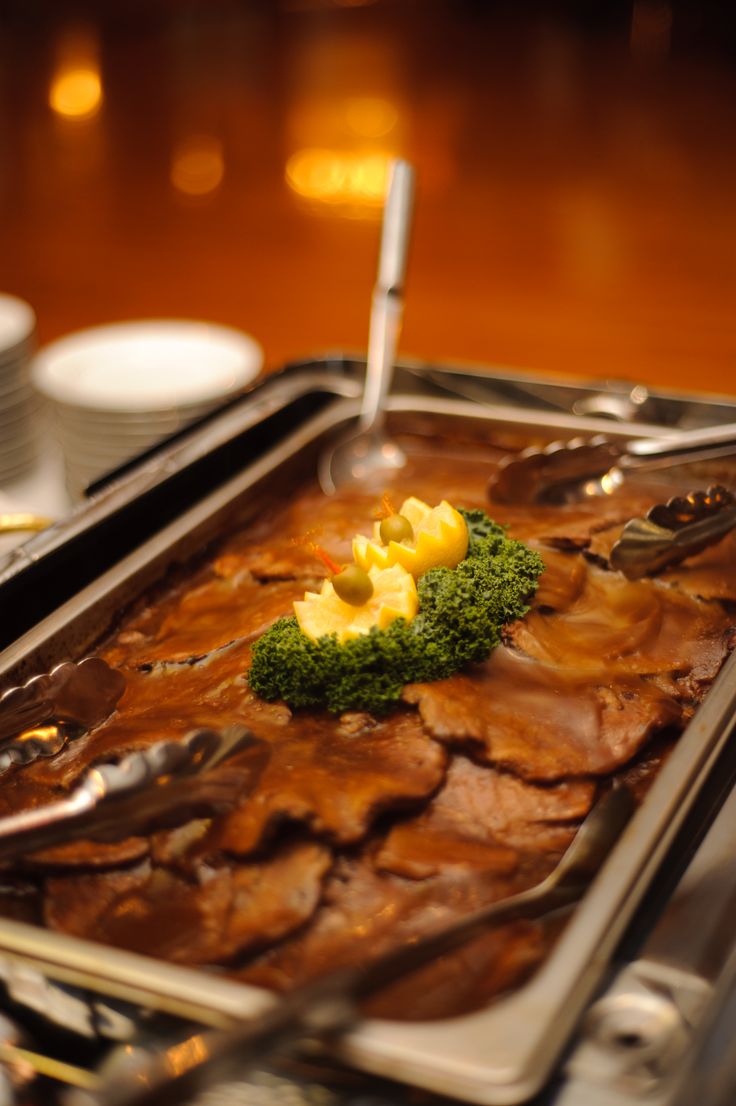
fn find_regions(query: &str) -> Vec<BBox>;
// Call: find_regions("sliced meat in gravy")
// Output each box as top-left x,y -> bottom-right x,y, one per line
404,645 -> 681,780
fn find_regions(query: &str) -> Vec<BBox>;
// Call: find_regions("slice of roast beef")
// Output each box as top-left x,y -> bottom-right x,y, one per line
203,709 -> 448,854
104,577 -> 307,669
21,650 -> 445,857
45,840 -> 331,965
236,851 -> 555,1019
508,562 -> 732,701
404,645 -> 680,780
374,755 -> 595,880
486,490 -> 662,549
529,545 -> 587,613
22,838 -> 150,870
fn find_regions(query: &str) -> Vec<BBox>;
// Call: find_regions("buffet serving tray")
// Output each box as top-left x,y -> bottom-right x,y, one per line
2,357 -> 736,1104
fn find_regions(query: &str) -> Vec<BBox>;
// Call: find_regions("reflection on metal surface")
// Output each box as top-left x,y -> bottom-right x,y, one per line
286,148 -> 391,209
0,724 -> 69,768
171,135 -> 225,197
0,512 -> 52,534
0,1038 -> 101,1092
0,657 -> 125,749
49,27 -> 103,121
598,470 -> 622,496
166,1033 -> 210,1077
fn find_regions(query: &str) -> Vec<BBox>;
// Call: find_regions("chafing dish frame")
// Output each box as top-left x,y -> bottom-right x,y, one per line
2,358 -> 736,1104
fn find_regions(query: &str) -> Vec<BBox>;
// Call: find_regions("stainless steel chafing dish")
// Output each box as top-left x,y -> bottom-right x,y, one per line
2,356 -> 736,1106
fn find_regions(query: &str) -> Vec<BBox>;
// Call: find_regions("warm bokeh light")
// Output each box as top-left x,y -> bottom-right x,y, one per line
170,135 -> 225,196
49,25 -> 103,122
285,148 -> 391,209
49,67 -> 102,120
345,97 -> 398,139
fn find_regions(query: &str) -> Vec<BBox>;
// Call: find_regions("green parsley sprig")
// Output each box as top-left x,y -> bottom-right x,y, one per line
248,508 -> 544,714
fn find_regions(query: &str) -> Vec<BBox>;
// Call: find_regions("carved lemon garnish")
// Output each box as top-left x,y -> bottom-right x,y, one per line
353,497 -> 469,579
294,563 -> 418,643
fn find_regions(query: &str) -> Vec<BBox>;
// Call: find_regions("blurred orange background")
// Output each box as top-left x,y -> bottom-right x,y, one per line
2,0 -> 736,395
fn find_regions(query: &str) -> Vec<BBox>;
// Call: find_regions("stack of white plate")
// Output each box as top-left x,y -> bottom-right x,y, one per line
32,320 -> 263,499
0,294 -> 39,483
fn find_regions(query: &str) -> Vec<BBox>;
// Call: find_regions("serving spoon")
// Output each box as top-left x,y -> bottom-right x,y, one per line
318,159 -> 415,495
88,784 -> 635,1106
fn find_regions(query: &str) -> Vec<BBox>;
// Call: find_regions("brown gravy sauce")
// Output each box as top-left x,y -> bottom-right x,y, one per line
6,435 -> 736,1020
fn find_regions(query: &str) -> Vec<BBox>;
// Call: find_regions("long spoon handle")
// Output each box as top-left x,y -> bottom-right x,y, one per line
360,159 -> 415,430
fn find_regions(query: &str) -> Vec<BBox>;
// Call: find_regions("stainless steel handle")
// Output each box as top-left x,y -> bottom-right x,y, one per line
376,158 -> 415,294
625,421 -> 736,466
360,159 -> 415,429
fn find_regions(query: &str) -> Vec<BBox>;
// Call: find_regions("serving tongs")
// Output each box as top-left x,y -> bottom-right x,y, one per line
610,484 -> 736,579
0,658 -> 126,769
488,422 -> 736,505
0,725 -> 268,861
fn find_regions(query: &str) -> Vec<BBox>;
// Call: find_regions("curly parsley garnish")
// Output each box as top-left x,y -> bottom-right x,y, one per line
248,508 -> 544,714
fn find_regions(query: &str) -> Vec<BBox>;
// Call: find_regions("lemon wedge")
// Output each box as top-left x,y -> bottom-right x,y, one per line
294,563 -> 418,643
353,497 -> 469,579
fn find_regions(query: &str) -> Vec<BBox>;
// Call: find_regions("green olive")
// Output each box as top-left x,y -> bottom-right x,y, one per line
332,564 -> 374,606
379,513 -> 414,545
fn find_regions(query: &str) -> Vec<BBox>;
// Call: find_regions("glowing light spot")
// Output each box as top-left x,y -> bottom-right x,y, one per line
165,1035 -> 210,1076
17,725 -> 58,743
49,67 -> 102,120
171,136 -> 225,197
599,470 -> 624,496
345,97 -> 398,139
285,148 -> 391,208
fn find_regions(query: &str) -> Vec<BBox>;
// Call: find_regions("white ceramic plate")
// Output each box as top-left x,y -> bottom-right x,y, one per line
32,320 -> 263,411
52,399 -> 216,430
0,294 -> 36,358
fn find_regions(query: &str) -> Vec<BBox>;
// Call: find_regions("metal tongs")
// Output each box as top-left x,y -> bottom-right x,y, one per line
610,485 -> 736,579
489,422 -> 736,505
0,726 -> 268,861
0,658 -> 126,768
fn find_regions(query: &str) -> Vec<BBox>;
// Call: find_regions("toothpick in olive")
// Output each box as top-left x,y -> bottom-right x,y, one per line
332,564 -> 374,606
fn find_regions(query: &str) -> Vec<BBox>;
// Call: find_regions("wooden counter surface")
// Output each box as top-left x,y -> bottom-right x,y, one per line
2,1 -> 736,396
